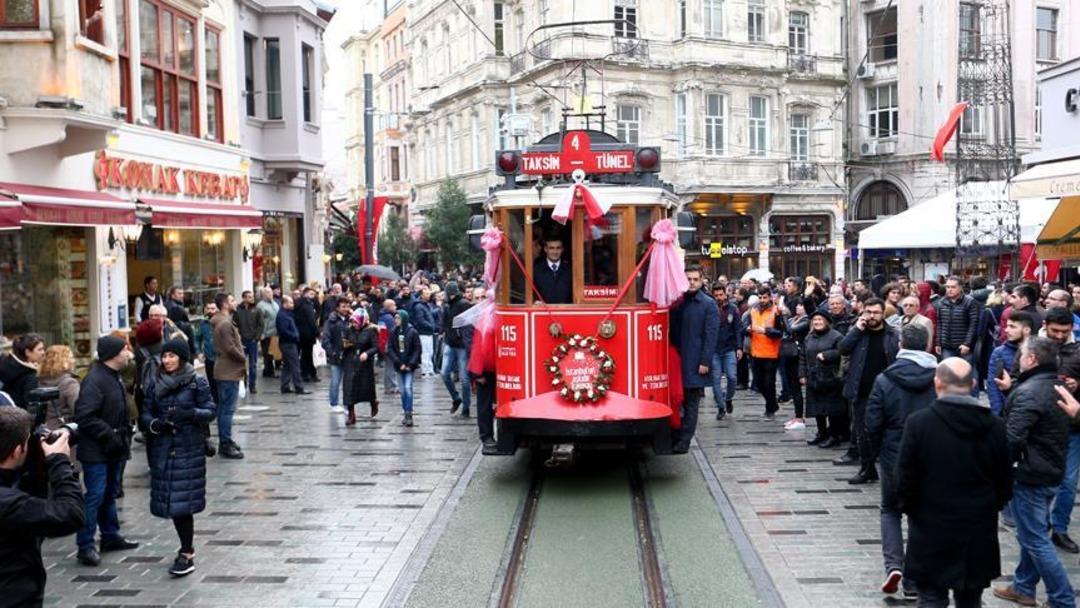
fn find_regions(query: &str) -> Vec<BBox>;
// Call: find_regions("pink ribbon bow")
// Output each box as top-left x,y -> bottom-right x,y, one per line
480,227 -> 503,286
643,219 -> 689,308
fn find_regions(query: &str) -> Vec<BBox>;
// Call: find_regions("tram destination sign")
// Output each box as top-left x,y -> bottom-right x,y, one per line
519,131 -> 636,176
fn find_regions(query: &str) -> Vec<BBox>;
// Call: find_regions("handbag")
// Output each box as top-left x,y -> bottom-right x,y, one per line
269,335 -> 282,361
312,342 -> 328,367
779,339 -> 799,359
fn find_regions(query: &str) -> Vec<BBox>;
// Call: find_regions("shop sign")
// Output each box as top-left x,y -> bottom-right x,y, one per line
583,285 -> 618,298
93,151 -> 250,202
699,243 -> 750,257
779,244 -> 835,254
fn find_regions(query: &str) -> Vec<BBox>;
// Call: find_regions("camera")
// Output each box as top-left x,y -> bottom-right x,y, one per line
21,422 -> 79,498
25,386 -> 61,428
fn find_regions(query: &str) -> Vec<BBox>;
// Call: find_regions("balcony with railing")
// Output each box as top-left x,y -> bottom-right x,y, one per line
787,161 -> 819,182
611,36 -> 649,61
787,53 -> 817,75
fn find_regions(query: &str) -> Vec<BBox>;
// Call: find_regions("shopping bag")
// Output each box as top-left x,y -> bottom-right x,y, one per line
313,342 -> 328,368
238,380 -> 248,400
269,336 -> 282,361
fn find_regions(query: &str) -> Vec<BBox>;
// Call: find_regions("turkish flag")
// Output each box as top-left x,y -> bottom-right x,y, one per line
357,197 -> 388,265
1019,243 -> 1062,283
930,102 -> 970,162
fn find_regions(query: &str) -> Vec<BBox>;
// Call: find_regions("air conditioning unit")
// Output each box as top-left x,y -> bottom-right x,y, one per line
877,141 -> 897,155
856,62 -> 876,79
860,140 -> 878,156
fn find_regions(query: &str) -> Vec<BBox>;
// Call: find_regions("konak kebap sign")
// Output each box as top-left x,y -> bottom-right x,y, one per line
93,151 -> 250,202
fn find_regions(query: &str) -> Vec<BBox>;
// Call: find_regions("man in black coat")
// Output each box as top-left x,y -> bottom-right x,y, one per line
933,277 -> 981,383
0,407 -> 84,607
533,237 -> 572,304
73,336 -> 140,567
836,298 -> 899,480
670,266 -> 719,454
993,337 -> 1075,608
865,324 -> 938,597
165,286 -> 196,356
897,357 -> 1011,608
296,288 -> 321,383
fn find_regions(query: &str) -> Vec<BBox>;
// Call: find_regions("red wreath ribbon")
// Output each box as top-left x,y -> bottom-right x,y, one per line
552,183 -> 611,227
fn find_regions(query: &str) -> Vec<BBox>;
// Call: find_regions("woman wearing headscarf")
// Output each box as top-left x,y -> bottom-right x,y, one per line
139,339 -> 216,578
800,310 -> 847,447
386,309 -> 421,426
342,308 -> 380,425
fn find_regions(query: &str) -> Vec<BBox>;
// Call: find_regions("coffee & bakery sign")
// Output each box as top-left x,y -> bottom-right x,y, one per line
93,151 -> 250,202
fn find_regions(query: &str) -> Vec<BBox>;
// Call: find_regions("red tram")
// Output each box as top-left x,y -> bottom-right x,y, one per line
467,130 -> 696,459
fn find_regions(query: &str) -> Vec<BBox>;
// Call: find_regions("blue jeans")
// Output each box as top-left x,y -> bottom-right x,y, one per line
398,371 -> 415,413
1012,482 -> 1076,607
1052,431 -> 1080,534
710,351 -> 738,406
216,380 -> 239,445
329,364 -> 344,408
77,461 -> 123,551
441,345 -> 471,414
243,339 -> 259,388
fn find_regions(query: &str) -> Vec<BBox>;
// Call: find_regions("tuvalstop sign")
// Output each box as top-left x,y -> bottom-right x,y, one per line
519,131 -> 636,176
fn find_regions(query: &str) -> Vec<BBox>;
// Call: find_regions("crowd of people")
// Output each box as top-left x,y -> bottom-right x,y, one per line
671,269 -> 1080,607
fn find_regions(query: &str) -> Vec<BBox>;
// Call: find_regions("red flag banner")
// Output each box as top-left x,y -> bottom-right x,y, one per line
357,197 -> 388,265
930,102 -> 970,162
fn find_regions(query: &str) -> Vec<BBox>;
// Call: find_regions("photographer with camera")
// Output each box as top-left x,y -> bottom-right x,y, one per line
0,406 -> 84,606
73,336 -> 139,567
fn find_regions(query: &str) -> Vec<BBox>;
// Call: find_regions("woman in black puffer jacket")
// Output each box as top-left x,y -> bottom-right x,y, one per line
139,339 -> 216,578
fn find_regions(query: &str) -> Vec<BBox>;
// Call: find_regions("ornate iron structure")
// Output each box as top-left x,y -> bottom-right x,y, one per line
954,0 -> 1021,261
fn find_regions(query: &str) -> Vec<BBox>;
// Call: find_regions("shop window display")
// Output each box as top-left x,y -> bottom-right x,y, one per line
127,229 -> 226,319
0,228 -> 93,363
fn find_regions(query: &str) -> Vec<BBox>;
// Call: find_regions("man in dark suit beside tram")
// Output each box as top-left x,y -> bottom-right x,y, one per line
670,265 -> 720,454
533,237 -> 573,304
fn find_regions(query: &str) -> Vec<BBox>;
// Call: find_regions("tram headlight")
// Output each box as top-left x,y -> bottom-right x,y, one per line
496,151 -> 520,176
635,147 -> 660,172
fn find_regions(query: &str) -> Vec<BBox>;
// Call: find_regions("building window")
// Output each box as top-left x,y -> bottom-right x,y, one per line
514,10 -> 525,50
494,1 -> 505,56
959,103 -> 983,136
496,107 -> 508,150
539,0 -> 549,25
679,0 -> 686,37
1035,86 -> 1042,139
788,11 -> 808,55
614,1 -> 637,39
205,26 -> 223,142
418,41 -> 428,84
747,0 -> 764,43
425,130 -> 435,179
442,23 -> 452,74
959,3 -> 981,59
541,107 -> 552,136
856,181 -> 907,221
790,112 -> 809,161
867,84 -> 898,138
79,1 -> 106,44
698,215 -> 755,249
445,119 -> 455,174
243,34 -> 256,117
748,95 -> 768,156
117,0 -> 131,122
390,146 -> 401,181
302,43 -> 314,122
139,0 -> 198,136
471,113 -> 481,170
675,93 -> 688,157
768,216 -> 834,280
616,104 -> 641,144
704,0 -> 722,38
704,93 -> 725,156
867,7 -> 897,62
265,38 -> 282,120
1036,7 -> 1057,61
0,0 -> 37,27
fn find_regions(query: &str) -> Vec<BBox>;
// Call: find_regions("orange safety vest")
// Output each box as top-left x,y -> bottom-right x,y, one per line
750,307 -> 781,359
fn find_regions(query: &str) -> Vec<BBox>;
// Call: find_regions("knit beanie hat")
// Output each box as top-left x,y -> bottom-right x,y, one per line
96,335 -> 127,362
161,338 -> 191,364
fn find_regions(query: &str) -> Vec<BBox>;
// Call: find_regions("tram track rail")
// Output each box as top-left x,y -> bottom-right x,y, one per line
494,453 -> 670,608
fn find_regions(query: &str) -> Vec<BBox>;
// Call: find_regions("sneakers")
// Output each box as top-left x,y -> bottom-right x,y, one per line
100,536 -> 139,552
402,413 -> 414,427
992,585 -> 1037,606
329,405 -> 346,414
881,569 -> 902,594
783,418 -> 806,431
169,552 -> 195,577
902,589 -> 918,602
481,439 -> 499,455
450,398 -> 462,414
1052,531 -> 1080,553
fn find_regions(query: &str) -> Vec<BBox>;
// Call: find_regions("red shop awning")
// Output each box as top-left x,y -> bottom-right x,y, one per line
0,182 -> 136,227
142,198 -> 264,229
0,201 -> 22,230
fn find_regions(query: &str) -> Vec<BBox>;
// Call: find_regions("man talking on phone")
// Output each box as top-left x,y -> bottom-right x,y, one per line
0,406 -> 85,606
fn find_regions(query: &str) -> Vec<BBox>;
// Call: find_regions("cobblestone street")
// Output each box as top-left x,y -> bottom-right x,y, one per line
43,370 -> 479,608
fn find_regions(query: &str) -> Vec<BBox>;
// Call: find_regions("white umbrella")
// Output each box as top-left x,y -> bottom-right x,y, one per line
741,268 -> 774,283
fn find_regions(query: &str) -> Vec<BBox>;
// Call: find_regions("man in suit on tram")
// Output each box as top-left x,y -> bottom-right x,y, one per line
533,237 -> 573,304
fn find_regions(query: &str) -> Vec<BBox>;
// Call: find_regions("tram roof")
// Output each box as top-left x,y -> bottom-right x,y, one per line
486,183 -> 679,212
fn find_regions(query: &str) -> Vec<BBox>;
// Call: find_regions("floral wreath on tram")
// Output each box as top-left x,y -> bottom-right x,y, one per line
545,334 -> 615,404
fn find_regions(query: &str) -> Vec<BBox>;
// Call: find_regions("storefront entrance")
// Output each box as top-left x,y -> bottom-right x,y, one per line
256,215 -> 304,290
127,228 -> 230,319
768,215 -> 835,280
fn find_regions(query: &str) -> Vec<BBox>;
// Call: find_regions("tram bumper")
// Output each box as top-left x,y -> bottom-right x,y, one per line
493,391 -> 675,455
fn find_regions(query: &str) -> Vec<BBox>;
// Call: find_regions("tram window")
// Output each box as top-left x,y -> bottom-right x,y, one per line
585,212 -> 622,287
506,209 -> 526,304
531,209 -> 572,304
635,207 -> 654,301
